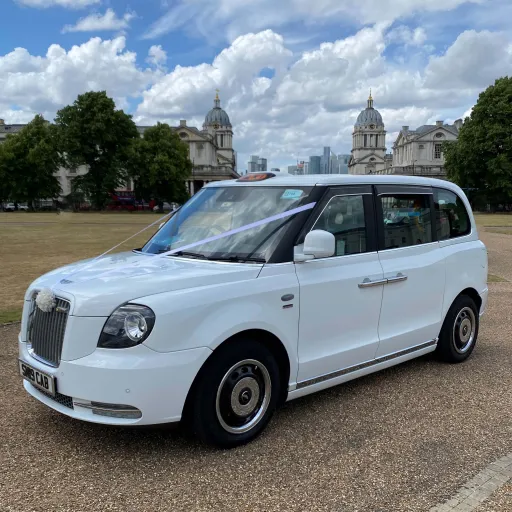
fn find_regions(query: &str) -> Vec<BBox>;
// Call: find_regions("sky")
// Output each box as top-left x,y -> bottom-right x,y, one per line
1,0 -> 511,171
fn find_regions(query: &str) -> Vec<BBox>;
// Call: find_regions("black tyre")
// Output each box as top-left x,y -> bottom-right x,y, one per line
184,339 -> 281,448
437,294 -> 479,363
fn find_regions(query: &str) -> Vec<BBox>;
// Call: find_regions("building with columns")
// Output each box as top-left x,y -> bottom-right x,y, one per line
0,91 -> 238,200
348,92 -> 389,175
390,120 -> 462,178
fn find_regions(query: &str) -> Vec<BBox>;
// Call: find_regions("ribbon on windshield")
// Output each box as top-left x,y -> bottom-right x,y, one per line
56,201 -> 317,286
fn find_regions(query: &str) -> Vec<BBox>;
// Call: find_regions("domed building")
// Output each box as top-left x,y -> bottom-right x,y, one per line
348,92 -> 389,175
138,90 -> 238,196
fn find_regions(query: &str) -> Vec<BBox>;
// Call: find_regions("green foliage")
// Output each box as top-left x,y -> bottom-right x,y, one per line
444,76 -> 512,205
55,91 -> 139,210
0,115 -> 61,208
128,123 -> 192,207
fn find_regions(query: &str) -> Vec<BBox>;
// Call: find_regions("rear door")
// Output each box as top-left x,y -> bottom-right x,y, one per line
374,185 -> 446,357
295,185 -> 385,383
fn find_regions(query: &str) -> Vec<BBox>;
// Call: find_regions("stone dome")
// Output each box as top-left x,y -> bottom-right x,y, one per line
204,92 -> 231,127
355,92 -> 384,128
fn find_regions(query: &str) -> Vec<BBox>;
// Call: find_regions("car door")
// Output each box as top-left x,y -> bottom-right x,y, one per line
295,185 -> 385,384
374,184 -> 446,358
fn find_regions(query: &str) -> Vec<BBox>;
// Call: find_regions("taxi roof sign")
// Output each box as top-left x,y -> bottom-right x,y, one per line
237,172 -> 277,182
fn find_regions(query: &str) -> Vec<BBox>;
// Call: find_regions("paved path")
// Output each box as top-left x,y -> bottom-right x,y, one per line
430,454 -> 512,511
0,232 -> 511,511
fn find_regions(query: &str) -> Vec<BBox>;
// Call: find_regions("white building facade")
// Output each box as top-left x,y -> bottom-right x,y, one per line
391,120 -> 462,178
0,92 -> 238,200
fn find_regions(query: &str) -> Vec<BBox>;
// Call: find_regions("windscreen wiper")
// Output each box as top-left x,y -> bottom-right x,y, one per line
165,250 -> 209,260
210,255 -> 266,263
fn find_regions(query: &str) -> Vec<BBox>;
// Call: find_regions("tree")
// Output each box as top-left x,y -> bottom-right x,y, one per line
128,123 -> 192,210
0,115 -> 61,209
55,91 -> 139,210
444,76 -> 512,207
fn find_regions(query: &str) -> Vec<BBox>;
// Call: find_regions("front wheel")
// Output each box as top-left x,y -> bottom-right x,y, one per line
437,295 -> 479,363
184,340 -> 281,448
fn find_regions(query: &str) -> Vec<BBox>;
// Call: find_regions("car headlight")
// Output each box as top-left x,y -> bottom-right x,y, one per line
98,304 -> 155,349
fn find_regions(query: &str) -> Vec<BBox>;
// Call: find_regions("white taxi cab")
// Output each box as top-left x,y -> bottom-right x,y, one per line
18,173 -> 488,447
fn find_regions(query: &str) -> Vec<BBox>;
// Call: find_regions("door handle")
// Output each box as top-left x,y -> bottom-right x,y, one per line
387,273 -> 407,284
358,278 -> 388,288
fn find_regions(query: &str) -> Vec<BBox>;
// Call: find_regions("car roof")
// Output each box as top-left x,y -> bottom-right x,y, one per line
205,173 -> 463,193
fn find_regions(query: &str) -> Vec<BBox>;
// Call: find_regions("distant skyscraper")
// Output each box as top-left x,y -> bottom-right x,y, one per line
287,165 -> 298,175
248,155 -> 267,173
309,156 -> 321,174
270,168 -> 281,172
321,147 -> 332,174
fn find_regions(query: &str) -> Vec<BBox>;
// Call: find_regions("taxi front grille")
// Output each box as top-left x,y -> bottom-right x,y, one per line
28,297 -> 70,367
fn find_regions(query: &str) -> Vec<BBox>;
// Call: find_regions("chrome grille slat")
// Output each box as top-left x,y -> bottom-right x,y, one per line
28,296 -> 69,367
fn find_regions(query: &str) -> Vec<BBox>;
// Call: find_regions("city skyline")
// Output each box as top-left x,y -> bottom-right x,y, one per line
1,1 -> 511,173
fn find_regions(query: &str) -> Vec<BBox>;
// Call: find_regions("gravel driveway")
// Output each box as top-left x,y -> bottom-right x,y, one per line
1,231 -> 511,512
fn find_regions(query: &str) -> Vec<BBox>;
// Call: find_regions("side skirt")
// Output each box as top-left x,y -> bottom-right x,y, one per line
287,339 -> 437,402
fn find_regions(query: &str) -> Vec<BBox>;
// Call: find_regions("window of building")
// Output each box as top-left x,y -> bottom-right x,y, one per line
434,143 -> 442,159
220,134 -> 224,147
419,144 -> 425,149
179,132 -> 188,139
364,134 -> 368,147
312,195 -> 367,256
433,188 -> 470,240
380,194 -> 433,249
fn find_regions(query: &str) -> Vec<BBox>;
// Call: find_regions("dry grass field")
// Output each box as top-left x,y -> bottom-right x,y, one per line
0,211 -> 511,323
0,212 -> 163,323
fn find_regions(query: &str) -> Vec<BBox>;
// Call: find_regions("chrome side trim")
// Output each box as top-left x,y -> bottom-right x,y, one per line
296,339 -> 438,389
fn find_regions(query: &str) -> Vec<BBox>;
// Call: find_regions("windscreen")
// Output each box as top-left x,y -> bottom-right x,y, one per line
141,185 -> 313,262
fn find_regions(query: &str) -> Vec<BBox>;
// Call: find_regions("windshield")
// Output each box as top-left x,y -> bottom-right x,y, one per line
141,185 -> 313,262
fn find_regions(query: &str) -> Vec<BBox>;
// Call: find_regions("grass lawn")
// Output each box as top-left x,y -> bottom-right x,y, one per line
474,213 -> 512,234
0,211 -> 511,324
0,212 -> 164,322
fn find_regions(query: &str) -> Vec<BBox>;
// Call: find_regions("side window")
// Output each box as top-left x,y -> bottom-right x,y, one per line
380,194 -> 433,249
433,188 -> 470,240
312,195 -> 367,256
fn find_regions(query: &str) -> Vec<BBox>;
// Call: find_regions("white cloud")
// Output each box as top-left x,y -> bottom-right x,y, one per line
135,24 -> 510,169
16,0 -> 99,8
1,22 -> 509,170
424,30 -> 512,90
62,9 -> 136,33
143,0 -> 482,42
387,26 -> 427,47
0,37 -> 155,120
147,45 -> 167,69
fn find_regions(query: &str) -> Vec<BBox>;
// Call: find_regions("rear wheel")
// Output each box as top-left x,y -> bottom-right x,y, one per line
437,295 -> 479,363
184,340 -> 280,448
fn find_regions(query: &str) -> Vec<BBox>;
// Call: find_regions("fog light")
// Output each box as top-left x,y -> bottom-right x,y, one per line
74,401 -> 142,419
91,402 -> 142,419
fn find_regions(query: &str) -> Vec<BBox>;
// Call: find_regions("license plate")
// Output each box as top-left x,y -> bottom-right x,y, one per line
19,360 -> 56,396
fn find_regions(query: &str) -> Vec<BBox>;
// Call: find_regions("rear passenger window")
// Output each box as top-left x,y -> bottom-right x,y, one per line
433,188 -> 471,240
313,195 -> 367,256
380,195 -> 433,249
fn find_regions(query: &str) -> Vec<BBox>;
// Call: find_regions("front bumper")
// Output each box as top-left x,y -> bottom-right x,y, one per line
19,337 -> 212,425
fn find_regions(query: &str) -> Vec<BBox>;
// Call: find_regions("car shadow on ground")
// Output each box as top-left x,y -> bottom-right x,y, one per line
29,351 -> 443,454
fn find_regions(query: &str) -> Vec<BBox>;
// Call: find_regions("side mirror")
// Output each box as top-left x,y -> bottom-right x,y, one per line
295,230 -> 335,262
